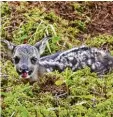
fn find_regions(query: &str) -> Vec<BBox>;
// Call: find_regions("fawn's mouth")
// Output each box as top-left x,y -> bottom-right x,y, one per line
17,70 -> 33,79
22,70 -> 33,79
21,72 -> 29,78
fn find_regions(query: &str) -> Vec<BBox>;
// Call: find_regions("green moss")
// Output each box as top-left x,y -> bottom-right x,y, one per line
86,35 -> 113,48
73,3 -> 84,13
2,62 -> 113,117
1,2 -> 10,17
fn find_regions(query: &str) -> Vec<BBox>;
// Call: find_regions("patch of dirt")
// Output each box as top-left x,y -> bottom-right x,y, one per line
40,76 -> 68,96
86,2 -> 113,36
40,1 -> 78,21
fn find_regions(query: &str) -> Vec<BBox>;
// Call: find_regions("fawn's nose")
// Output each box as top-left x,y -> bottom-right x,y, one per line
19,65 -> 29,73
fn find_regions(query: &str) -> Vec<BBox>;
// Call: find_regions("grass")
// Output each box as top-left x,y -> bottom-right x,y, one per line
1,2 -> 113,117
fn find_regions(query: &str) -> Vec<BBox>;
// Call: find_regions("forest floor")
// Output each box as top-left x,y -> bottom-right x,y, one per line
1,1 -> 113,117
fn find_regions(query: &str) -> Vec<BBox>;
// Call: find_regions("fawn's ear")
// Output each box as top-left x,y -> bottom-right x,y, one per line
1,40 -> 16,52
1,40 -> 16,58
34,37 -> 51,55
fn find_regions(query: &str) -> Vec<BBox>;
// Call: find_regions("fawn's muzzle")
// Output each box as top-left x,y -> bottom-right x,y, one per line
17,65 -> 33,78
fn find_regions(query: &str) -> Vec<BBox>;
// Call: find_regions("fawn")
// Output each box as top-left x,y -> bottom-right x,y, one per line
2,37 -> 113,83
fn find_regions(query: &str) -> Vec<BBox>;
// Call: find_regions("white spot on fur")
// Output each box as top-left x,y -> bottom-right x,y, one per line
87,59 -> 92,65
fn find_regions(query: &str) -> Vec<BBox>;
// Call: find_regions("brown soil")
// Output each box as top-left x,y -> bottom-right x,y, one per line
86,2 -> 113,36
40,76 -> 68,97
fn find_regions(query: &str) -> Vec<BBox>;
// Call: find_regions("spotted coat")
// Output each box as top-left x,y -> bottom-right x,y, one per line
40,46 -> 113,75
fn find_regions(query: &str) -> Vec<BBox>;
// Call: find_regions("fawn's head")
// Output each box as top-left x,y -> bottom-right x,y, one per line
2,37 -> 50,80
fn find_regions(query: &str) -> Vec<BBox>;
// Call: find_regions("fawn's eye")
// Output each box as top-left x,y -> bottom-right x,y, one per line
13,56 -> 20,64
31,57 -> 37,64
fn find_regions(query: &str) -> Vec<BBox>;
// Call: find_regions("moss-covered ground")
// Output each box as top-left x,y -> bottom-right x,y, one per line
1,2 -> 113,117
